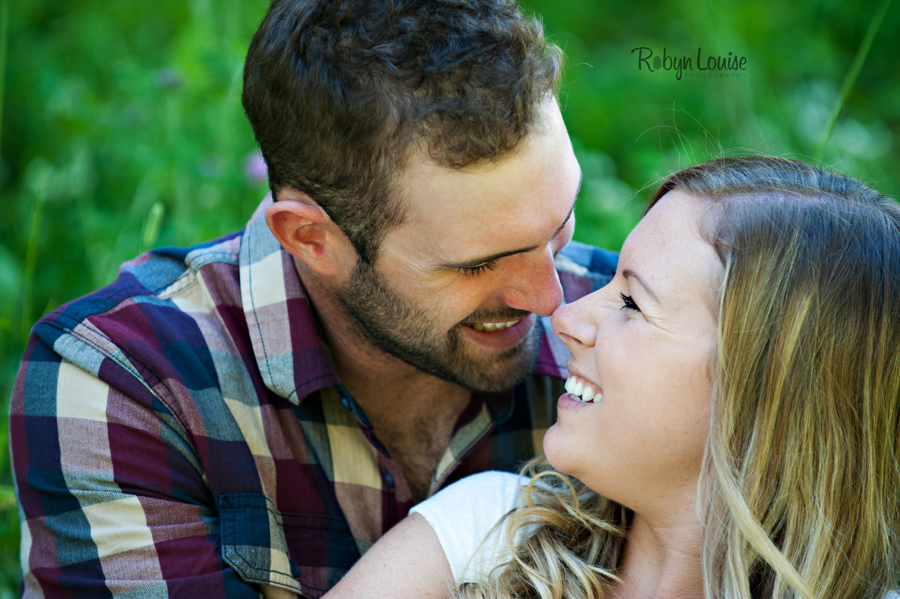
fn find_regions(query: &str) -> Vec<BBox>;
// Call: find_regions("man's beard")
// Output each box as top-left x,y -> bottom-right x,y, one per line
335,260 -> 543,393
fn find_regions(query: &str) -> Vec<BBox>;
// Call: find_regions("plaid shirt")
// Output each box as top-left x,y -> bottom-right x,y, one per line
11,196 -> 617,598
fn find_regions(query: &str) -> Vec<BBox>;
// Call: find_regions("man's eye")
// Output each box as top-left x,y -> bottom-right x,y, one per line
459,259 -> 499,277
619,292 -> 641,312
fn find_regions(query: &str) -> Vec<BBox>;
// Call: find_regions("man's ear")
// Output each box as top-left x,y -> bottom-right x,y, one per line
265,189 -> 356,277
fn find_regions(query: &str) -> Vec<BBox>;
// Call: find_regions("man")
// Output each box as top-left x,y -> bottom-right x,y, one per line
11,0 -> 616,597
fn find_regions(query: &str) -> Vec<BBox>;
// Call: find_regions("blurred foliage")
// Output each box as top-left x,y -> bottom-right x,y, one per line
0,0 -> 898,592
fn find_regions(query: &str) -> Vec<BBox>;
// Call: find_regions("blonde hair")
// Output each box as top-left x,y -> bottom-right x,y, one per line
457,157 -> 900,599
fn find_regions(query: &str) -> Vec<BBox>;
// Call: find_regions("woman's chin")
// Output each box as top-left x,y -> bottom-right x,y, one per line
541,423 -> 571,474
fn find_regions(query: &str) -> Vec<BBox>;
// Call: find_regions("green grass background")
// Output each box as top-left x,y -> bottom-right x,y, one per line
1,0 -> 898,593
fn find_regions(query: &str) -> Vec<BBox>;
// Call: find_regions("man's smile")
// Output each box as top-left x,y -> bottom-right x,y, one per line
457,314 -> 538,353
464,319 -> 521,332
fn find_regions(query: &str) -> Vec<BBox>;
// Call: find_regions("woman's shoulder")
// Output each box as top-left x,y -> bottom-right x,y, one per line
437,470 -> 524,498
410,470 -> 525,529
409,471 -> 528,584
443,470 -> 524,491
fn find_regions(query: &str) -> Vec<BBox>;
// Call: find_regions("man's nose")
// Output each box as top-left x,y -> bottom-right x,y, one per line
496,248 -> 564,317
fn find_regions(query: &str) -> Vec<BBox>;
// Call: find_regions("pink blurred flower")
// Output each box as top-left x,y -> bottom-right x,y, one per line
245,152 -> 268,182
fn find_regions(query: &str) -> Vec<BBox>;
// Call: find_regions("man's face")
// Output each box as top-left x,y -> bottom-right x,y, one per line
336,101 -> 581,392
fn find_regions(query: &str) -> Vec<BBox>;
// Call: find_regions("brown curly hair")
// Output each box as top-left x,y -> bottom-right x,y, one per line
242,0 -> 561,263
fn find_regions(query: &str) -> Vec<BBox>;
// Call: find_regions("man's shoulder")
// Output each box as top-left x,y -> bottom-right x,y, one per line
30,230 -> 246,385
43,230 -> 242,322
556,240 -> 618,300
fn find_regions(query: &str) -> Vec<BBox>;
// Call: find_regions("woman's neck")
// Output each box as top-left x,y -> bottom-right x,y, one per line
608,510 -> 705,599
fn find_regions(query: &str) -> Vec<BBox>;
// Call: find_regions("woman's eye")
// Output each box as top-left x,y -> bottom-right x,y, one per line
459,259 -> 499,277
619,292 -> 641,312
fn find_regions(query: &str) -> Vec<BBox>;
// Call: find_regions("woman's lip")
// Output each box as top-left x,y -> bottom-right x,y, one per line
565,363 -> 602,393
558,392 -> 596,412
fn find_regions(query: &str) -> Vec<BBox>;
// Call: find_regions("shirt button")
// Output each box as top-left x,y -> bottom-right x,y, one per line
383,469 -> 395,488
340,396 -> 352,411
289,558 -> 302,578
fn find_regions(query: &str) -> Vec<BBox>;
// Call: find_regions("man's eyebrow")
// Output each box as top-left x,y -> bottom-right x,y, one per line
622,268 -> 660,304
440,174 -> 582,270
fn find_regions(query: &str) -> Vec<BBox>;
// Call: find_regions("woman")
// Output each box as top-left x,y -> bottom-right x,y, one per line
321,156 -> 900,599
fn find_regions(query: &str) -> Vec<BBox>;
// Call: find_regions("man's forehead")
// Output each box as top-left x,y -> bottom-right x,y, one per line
396,108 -> 571,220
372,100 -> 578,269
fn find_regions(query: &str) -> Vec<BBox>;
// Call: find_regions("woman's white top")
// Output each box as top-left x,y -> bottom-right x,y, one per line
409,471 -> 524,584
411,471 -> 900,598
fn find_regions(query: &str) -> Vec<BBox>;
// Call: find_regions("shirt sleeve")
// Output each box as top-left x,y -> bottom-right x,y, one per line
10,338 -> 259,598
410,471 -> 526,584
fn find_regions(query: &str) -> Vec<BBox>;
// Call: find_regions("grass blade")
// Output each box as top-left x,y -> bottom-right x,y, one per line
814,0 -> 892,160
20,194 -> 43,343
0,0 -> 8,159
141,201 -> 166,252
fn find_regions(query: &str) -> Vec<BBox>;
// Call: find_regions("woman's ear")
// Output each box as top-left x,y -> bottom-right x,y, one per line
265,189 -> 356,277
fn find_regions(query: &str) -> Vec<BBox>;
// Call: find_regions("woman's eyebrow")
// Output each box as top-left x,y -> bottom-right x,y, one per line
622,268 -> 660,304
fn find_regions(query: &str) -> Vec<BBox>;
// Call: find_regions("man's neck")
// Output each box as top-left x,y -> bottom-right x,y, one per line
298,262 -> 472,501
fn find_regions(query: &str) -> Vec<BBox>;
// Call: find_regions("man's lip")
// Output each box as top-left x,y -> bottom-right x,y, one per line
464,319 -> 522,332
458,313 -> 537,350
462,312 -> 532,326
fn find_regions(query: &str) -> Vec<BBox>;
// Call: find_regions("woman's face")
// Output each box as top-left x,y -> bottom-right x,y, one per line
545,190 -> 723,515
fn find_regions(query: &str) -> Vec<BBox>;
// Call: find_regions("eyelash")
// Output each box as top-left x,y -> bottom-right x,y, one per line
459,259 -> 500,277
619,292 -> 640,312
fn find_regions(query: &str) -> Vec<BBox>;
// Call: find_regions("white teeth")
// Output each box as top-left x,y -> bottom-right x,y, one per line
565,375 -> 602,403
573,380 -> 584,396
469,320 -> 519,332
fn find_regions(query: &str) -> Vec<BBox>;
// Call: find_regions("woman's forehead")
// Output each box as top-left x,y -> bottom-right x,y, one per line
622,191 -> 723,314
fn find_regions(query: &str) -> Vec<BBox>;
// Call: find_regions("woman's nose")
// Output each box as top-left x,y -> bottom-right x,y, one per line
551,291 -> 599,349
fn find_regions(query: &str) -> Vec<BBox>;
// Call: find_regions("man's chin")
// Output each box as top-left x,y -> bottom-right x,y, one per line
444,324 -> 543,392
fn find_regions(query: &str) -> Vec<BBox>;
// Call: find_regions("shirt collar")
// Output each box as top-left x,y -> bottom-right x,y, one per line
239,194 -> 338,404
